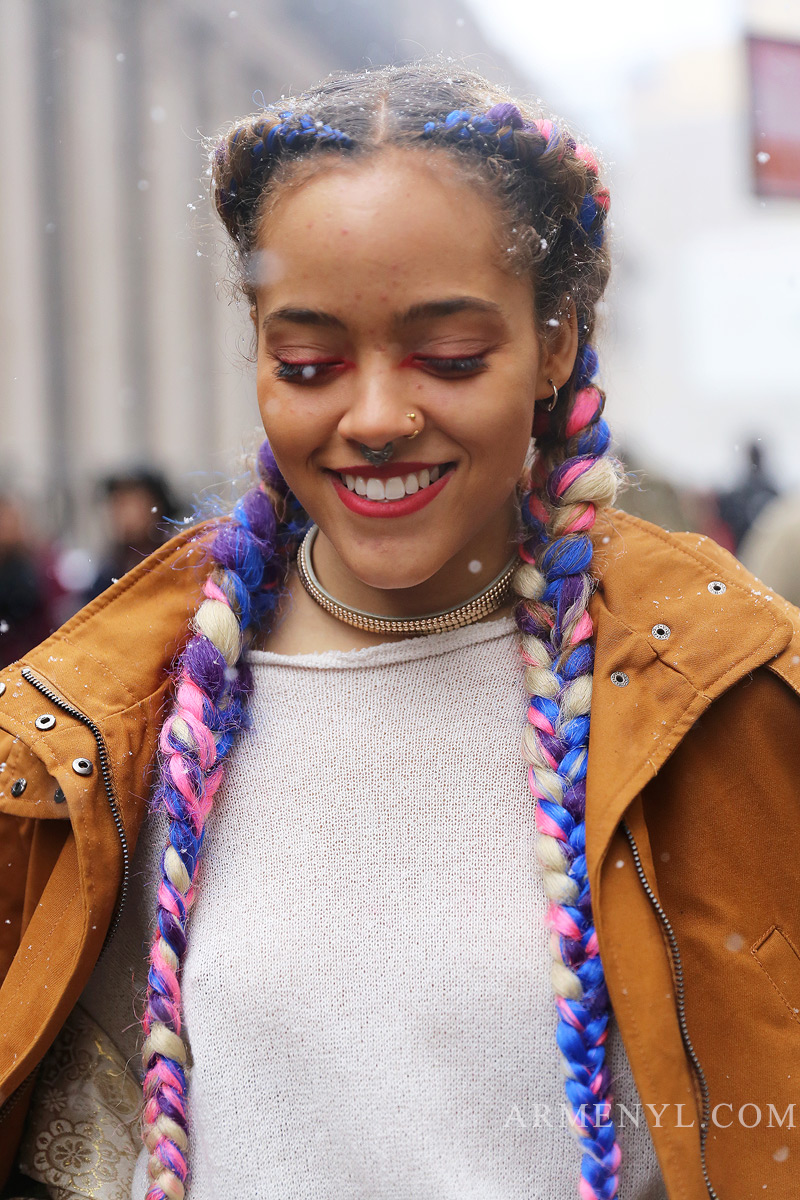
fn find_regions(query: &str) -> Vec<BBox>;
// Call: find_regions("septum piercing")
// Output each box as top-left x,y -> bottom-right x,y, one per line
358,413 -> 421,464
358,442 -> 395,466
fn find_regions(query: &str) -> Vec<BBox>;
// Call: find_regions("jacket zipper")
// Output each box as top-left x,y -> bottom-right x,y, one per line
0,1064 -> 40,1129
19,666 -> 130,953
0,672 -> 131,1133
621,820 -> 718,1200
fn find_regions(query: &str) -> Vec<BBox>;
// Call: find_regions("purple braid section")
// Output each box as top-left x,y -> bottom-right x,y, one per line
514,343 -> 622,1199
140,442 -> 303,1199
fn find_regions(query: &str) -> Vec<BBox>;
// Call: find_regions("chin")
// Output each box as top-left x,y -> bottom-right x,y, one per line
346,556 -> 445,594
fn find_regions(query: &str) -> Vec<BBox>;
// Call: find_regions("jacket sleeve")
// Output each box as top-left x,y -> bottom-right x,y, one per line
11,1003 -> 142,1199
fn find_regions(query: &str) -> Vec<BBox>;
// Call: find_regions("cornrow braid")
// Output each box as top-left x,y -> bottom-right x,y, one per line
140,443 -> 305,1200
214,110 -> 353,242
514,346 -> 624,1199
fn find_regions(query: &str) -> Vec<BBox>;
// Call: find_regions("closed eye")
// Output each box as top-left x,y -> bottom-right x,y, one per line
272,354 -> 489,385
273,360 -> 346,383
413,355 -> 488,376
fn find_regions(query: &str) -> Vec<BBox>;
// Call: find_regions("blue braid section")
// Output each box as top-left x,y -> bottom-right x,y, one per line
218,111 -> 354,222
519,338 -> 622,1196
422,107 -> 522,158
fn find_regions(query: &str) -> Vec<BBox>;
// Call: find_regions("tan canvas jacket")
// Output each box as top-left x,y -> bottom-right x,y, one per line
0,508 -> 799,1199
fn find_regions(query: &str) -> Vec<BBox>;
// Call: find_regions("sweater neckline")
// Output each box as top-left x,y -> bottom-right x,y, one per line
246,614 -> 519,671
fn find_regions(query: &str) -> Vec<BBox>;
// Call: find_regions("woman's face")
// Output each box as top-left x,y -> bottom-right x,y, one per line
252,148 -> 575,606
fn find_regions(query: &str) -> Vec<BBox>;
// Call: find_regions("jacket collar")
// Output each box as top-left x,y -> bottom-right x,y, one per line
1,525 -> 209,733
585,509 -> 793,890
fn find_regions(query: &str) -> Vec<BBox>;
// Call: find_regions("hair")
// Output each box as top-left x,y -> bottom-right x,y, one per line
140,62 -> 623,1200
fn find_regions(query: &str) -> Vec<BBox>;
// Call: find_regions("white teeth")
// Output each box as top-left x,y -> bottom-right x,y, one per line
341,465 -> 450,500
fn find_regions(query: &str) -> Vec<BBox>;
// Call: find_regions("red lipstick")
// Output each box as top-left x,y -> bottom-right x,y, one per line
329,464 -> 455,518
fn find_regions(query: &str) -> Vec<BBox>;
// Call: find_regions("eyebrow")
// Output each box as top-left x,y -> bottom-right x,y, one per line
260,296 -> 504,335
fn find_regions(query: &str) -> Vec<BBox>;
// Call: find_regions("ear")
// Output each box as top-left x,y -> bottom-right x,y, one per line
250,305 -> 259,334
534,300 -> 579,400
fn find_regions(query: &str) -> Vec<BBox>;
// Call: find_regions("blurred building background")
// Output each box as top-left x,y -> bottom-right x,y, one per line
470,0 -> 800,506
2,0 -> 800,653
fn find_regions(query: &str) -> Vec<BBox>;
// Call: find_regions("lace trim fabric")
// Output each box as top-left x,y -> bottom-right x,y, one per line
16,1003 -> 140,1199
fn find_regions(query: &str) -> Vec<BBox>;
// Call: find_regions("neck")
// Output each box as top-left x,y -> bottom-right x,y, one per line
256,505 -> 519,655
310,510 -> 518,620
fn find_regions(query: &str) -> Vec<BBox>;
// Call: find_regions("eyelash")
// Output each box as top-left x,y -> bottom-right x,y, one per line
273,355 -> 488,383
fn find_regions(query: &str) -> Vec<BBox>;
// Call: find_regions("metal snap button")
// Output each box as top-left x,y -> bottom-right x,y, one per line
35,714 -> 56,731
708,581 -> 726,594
611,671 -> 629,687
72,758 -> 94,776
0,682 -> 5,697
54,786 -> 66,804
10,778 -> 27,797
652,624 -> 671,640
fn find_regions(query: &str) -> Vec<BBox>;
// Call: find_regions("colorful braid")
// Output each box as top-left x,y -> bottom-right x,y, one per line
514,343 -> 623,1199
419,112 -> 623,1194
420,104 -> 609,252
140,443 -> 304,1199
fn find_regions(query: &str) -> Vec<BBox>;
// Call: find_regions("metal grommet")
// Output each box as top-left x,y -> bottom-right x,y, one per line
35,714 -> 56,731
53,786 -> 66,804
652,624 -> 671,640
610,671 -> 629,687
0,681 -> 5,697
708,581 -> 726,595
71,758 -> 94,776
10,778 -> 27,797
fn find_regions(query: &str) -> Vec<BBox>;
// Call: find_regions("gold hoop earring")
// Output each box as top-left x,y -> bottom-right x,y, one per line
542,380 -> 559,412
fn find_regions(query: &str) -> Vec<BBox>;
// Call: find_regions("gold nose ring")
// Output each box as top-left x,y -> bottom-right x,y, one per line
405,412 -> 421,441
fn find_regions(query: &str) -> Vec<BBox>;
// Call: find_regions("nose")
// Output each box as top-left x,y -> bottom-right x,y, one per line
337,352 -> 417,451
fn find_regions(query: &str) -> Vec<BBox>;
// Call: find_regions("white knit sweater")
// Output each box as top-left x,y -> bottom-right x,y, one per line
79,615 -> 666,1199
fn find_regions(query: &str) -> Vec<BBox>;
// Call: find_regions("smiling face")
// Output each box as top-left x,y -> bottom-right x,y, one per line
251,147 -> 576,613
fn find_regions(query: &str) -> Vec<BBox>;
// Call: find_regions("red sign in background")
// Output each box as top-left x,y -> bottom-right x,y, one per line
749,35 -> 800,199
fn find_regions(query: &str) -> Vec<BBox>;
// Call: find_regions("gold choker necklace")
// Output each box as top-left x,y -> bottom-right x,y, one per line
296,525 -> 518,637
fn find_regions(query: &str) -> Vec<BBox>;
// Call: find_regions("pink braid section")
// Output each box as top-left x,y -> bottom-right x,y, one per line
140,445 -> 289,1199
515,368 -> 625,1198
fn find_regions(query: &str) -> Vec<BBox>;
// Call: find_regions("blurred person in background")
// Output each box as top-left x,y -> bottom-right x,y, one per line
83,468 -> 180,602
2,62 -> 799,1200
0,494 -> 64,669
715,437 -> 779,553
739,490 -> 800,608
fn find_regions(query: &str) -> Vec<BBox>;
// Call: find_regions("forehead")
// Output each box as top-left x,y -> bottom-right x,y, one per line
252,148 -> 530,312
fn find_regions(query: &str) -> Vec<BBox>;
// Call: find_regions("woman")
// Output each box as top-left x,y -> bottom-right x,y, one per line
1,63 -> 798,1200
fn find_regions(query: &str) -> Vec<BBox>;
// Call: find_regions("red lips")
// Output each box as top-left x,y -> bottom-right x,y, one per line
330,464 -> 455,518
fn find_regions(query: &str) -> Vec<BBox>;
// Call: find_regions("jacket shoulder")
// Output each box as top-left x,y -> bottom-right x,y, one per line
0,520 -> 213,721
595,508 -> 800,696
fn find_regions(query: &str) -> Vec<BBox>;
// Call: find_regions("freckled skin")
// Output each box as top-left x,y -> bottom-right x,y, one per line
251,148 -> 577,647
